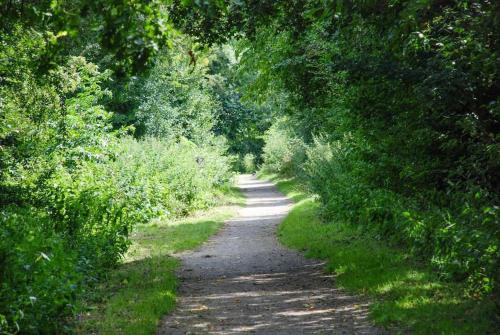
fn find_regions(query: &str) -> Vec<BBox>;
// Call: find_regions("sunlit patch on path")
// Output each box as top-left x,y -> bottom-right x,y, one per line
158,175 -> 384,334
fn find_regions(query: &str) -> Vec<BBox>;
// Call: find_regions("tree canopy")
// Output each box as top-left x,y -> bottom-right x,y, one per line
1,1 -> 498,333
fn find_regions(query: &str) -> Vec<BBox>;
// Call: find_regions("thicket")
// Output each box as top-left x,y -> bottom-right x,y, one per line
243,1 -> 499,300
0,4 -> 235,333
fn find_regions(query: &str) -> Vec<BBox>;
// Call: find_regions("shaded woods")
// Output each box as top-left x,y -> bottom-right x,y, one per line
1,1 -> 498,334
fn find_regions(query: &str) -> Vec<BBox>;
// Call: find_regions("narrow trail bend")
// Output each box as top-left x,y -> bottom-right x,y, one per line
159,175 -> 384,335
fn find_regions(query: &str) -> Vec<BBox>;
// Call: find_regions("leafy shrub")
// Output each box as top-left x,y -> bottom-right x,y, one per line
242,153 -> 256,173
0,32 -> 233,332
301,135 -> 499,297
0,207 -> 82,334
261,120 -> 306,176
113,136 -> 232,215
0,135 -> 232,334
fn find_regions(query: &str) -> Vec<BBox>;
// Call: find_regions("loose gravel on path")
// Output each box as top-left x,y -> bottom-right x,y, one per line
158,175 -> 384,335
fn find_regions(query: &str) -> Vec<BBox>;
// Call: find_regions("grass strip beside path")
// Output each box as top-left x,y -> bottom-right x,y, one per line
259,172 -> 497,335
76,187 -> 245,335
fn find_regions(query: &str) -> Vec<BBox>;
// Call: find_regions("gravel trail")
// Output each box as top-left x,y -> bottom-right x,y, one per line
158,175 -> 384,335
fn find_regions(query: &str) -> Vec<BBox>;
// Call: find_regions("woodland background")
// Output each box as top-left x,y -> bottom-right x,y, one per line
0,1 -> 498,333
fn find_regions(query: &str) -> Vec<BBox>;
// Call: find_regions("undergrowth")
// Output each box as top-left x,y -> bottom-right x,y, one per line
262,173 -> 498,334
76,186 -> 244,335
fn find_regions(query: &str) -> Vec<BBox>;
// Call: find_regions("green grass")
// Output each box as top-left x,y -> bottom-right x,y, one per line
261,173 -> 498,335
76,186 -> 244,335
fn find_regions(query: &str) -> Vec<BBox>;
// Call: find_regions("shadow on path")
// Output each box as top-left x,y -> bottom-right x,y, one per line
158,175 -> 384,334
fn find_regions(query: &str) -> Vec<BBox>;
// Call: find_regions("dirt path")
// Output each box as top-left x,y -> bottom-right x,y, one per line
158,175 -> 384,334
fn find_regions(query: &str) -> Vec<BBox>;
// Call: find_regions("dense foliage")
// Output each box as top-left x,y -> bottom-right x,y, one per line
0,5 -> 234,334
1,0 -> 498,332
244,1 -> 499,299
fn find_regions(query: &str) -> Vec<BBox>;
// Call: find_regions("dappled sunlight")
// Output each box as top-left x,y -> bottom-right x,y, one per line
159,176 -> 383,334
375,276 -> 442,296
276,308 -> 337,316
278,192 -> 497,334
164,271 -> 376,334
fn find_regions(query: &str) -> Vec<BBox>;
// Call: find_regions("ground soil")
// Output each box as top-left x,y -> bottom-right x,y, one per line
158,175 -> 385,334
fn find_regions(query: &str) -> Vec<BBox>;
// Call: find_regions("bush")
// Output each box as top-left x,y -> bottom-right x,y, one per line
0,136 -> 232,334
0,207 -> 82,334
261,127 -> 498,297
0,35 -> 233,332
301,135 -> 499,297
1,134 -> 232,332
242,153 -> 256,173
261,120 -> 306,176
